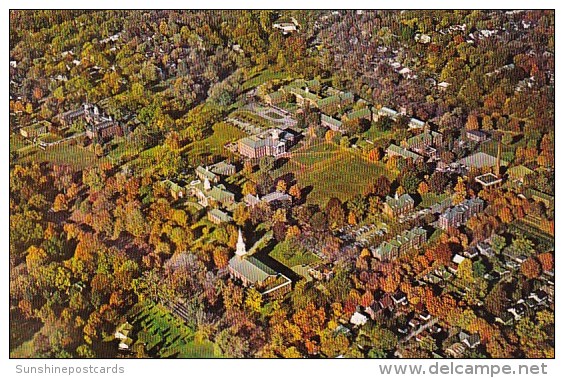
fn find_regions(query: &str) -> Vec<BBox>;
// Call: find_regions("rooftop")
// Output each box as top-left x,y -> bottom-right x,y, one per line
228,255 -> 277,284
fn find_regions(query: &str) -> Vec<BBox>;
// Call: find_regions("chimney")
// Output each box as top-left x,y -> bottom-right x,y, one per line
495,135 -> 502,178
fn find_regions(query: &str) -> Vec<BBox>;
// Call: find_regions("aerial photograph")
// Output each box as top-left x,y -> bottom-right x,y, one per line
9,10 -> 554,359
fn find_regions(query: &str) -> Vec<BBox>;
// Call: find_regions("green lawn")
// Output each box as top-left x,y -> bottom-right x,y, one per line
242,70 -> 292,91
16,142 -> 98,170
418,193 -> 451,209
363,125 -> 396,141
276,142 -> 394,206
129,301 -> 218,358
270,239 -> 320,267
184,122 -> 246,160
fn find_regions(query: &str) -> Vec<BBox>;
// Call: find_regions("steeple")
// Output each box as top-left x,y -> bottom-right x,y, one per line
495,136 -> 502,178
235,228 -> 246,257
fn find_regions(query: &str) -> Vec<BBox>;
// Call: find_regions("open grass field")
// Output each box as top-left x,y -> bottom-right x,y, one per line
16,142 -> 98,170
184,121 -> 246,159
129,301 -> 217,358
276,140 -> 394,206
269,239 -> 320,268
418,193 -> 451,209
242,69 -> 292,91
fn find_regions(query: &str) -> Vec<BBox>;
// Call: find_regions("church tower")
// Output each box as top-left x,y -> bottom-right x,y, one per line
204,177 -> 211,191
235,228 -> 246,257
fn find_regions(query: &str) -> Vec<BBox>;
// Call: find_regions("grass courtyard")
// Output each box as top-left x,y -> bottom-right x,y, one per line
276,140 -> 395,206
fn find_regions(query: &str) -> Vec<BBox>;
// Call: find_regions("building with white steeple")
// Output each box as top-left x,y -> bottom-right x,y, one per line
235,228 -> 246,257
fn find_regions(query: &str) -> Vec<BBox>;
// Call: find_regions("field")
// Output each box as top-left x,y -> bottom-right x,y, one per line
184,121 -> 246,159
15,141 -> 98,170
275,140 -> 394,206
242,69 -> 292,91
418,193 -> 451,209
129,301 -> 218,358
270,239 -> 320,268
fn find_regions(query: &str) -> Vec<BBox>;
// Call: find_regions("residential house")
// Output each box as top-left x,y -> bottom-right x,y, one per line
405,130 -> 443,151
114,322 -> 134,351
342,107 -> 372,123
162,179 -> 186,200
261,191 -> 293,206
350,312 -> 368,327
383,193 -> 415,218
207,208 -> 233,225
438,197 -> 485,230
195,166 -> 219,184
409,118 -> 425,129
459,331 -> 481,349
20,121 -> 49,139
320,114 -> 343,132
189,179 -> 235,208
372,227 -> 426,261
374,106 -> 399,122
386,144 -> 424,163
466,129 -> 489,142
209,161 -> 237,177
85,120 -> 123,142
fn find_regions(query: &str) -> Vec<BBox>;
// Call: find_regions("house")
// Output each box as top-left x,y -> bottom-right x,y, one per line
115,322 -> 134,351
463,247 -> 479,259
189,179 -> 235,208
209,161 -> 237,177
318,92 -> 354,114
445,343 -> 466,358
374,106 -> 399,122
466,129 -> 489,142
320,114 -> 343,132
449,254 -> 466,274
495,312 -> 514,326
85,120 -> 123,142
20,121 -> 49,139
476,241 -> 495,257
343,107 -> 372,123
243,193 -> 262,207
162,179 -> 186,199
383,193 -> 415,218
195,166 -> 219,183
437,81 -> 451,91
378,294 -> 394,311
409,118 -> 425,129
372,226 -> 426,261
438,197 -> 485,230
386,144 -> 424,163
207,208 -> 233,224
238,128 -> 292,159
261,191 -> 292,206
273,22 -> 298,34
350,312 -> 368,327
391,292 -> 407,306
459,331 -> 480,349
458,152 -> 507,170
228,229 -> 292,297
58,108 -> 86,127
405,130 -> 443,151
